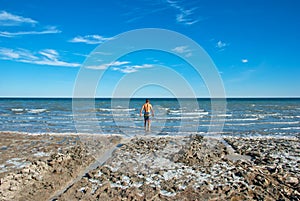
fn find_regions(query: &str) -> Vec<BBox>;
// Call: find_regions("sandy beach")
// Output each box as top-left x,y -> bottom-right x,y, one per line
0,132 -> 299,200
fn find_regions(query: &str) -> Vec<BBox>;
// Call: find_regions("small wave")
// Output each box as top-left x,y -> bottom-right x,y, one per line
27,109 -> 47,114
111,114 -> 132,117
168,111 -> 208,116
240,113 -> 281,119
272,127 -> 300,130
168,109 -> 182,113
11,108 -> 24,112
259,121 -> 299,125
182,112 -> 209,116
226,123 -> 255,126
97,108 -> 136,112
281,116 -> 298,119
26,116 -> 43,120
157,116 -> 205,120
73,118 -> 99,121
17,124 -> 33,127
216,114 -> 232,117
226,118 -> 259,121
195,109 -> 205,112
243,114 -> 258,117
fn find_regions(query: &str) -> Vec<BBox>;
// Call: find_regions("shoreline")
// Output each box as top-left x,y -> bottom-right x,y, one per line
0,130 -> 298,139
0,132 -> 299,200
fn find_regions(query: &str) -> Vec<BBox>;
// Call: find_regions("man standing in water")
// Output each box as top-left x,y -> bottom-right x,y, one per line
140,99 -> 154,131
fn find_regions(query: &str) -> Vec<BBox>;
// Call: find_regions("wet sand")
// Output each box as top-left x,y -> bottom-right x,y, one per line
0,132 -> 299,200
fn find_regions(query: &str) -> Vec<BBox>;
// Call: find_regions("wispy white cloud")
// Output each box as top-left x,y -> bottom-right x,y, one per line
242,59 -> 249,63
171,45 -> 192,57
0,48 -> 80,67
166,0 -> 199,25
0,11 -> 37,26
125,7 -> 168,23
69,35 -> 114,44
0,11 -> 61,38
113,64 -> 153,74
39,49 -> 58,61
0,26 -> 61,37
216,40 -> 228,49
85,61 -> 153,73
92,51 -> 112,56
172,45 -> 189,53
85,61 -> 130,70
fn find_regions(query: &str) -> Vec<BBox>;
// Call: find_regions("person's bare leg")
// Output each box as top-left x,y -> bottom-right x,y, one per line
148,120 -> 151,131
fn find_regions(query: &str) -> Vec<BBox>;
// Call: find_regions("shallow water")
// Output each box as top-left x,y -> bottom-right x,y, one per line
0,98 -> 299,137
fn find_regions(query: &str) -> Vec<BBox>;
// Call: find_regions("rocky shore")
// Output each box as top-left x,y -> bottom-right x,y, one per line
0,132 -> 299,200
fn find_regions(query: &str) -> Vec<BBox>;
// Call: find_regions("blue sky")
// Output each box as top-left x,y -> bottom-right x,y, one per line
0,0 -> 299,97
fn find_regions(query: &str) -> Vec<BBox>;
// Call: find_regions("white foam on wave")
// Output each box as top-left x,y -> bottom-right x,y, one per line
157,116 -> 205,120
25,116 -> 43,120
168,109 -> 182,113
281,116 -> 298,119
226,123 -> 255,126
257,113 -> 281,118
168,109 -> 207,114
111,114 -> 132,117
11,108 -> 24,112
260,121 -> 299,125
243,114 -> 258,117
226,118 -> 259,121
98,108 -> 136,112
225,135 -> 299,140
271,127 -> 300,130
216,114 -> 232,117
238,113 -> 281,119
27,109 -> 47,114
182,112 -> 209,116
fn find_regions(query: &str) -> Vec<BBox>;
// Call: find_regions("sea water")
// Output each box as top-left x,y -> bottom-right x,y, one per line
0,98 -> 299,137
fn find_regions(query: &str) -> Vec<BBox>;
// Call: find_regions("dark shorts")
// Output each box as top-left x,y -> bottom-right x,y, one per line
144,112 -> 150,121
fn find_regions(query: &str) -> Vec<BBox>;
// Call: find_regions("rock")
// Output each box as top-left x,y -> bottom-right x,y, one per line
230,195 -> 245,201
101,166 -> 111,176
21,168 -> 30,174
9,185 -> 18,191
85,172 -> 93,179
0,181 -> 11,190
286,177 -> 299,186
265,165 -> 277,174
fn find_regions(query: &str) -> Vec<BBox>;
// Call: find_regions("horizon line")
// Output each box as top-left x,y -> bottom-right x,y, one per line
1,96 -> 300,99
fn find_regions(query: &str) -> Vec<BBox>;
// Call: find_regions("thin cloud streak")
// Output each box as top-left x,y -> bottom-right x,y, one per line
85,61 -> 130,70
166,0 -> 199,25
0,11 -> 37,26
172,45 -> 190,53
86,61 -> 153,73
125,6 -> 168,23
216,40 -> 228,49
0,11 -> 61,38
0,48 -> 80,67
0,27 -> 61,37
69,35 -> 114,44
172,45 -> 193,57
113,64 -> 153,74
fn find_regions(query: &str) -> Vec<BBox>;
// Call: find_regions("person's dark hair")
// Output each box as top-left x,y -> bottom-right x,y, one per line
146,99 -> 149,103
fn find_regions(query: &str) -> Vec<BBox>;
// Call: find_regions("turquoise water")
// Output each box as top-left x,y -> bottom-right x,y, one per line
0,98 -> 299,137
